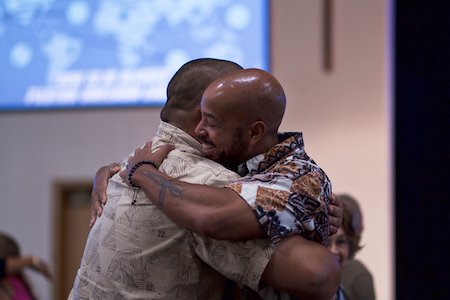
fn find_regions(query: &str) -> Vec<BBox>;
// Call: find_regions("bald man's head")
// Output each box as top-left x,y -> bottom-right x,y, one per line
204,68 -> 286,135
195,68 -> 287,169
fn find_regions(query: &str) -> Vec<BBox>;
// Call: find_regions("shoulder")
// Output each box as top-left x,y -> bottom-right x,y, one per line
343,259 -> 372,275
341,259 -> 376,300
161,150 -> 240,186
342,259 -> 375,286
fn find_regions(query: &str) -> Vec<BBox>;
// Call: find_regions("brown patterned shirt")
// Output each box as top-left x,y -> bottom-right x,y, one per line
228,132 -> 331,246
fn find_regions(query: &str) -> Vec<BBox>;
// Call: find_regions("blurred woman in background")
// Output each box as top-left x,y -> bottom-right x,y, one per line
0,232 -> 52,300
329,194 -> 376,300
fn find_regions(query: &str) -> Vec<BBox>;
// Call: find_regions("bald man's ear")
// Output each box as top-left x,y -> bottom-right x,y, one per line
248,121 -> 266,142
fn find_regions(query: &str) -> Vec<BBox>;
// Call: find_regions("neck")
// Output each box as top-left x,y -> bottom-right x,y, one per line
167,110 -> 201,139
257,133 -> 279,153
244,133 -> 279,163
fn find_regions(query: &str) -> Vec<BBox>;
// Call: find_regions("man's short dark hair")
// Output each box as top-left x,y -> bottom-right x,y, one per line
160,58 -> 243,122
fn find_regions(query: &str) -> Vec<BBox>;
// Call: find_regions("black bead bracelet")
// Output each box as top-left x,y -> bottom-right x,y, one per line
128,160 -> 158,188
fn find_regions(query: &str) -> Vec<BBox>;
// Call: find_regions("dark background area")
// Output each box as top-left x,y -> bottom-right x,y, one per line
395,0 -> 449,299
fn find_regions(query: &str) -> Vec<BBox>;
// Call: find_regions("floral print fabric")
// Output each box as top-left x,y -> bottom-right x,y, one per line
228,132 -> 332,246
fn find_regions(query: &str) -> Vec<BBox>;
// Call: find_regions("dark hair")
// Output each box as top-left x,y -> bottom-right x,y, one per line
0,232 -> 37,300
338,194 -> 363,237
0,233 -> 19,258
341,205 -> 363,259
160,58 -> 242,122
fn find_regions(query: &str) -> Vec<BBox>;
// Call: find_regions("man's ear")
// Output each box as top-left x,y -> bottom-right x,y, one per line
248,121 -> 266,143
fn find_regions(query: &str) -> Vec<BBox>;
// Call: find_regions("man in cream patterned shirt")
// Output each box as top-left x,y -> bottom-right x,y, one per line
70,59 -> 275,299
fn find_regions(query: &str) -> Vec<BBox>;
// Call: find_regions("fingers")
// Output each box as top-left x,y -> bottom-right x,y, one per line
330,193 -> 338,205
152,143 -> 175,165
89,190 -> 102,227
328,208 -> 339,235
90,181 -> 104,227
97,177 -> 108,207
119,169 -> 128,183
98,163 -> 118,204
328,215 -> 339,236
90,163 -> 117,226
158,143 -> 175,153
89,212 -> 96,228
329,193 -> 343,218
96,142 -> 174,192
90,189 -> 105,227
128,141 -> 175,167
108,163 -> 121,176
143,140 -> 153,151
328,193 -> 343,236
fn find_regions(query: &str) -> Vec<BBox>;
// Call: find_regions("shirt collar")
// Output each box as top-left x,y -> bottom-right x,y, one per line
238,132 -> 305,176
155,121 -> 203,155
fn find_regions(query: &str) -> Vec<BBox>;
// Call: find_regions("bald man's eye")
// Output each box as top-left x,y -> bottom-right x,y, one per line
204,118 -> 217,128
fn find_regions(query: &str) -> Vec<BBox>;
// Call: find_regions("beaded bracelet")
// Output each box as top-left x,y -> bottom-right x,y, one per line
128,160 -> 158,188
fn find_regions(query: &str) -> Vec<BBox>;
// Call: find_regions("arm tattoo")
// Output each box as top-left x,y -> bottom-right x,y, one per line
141,170 -> 184,207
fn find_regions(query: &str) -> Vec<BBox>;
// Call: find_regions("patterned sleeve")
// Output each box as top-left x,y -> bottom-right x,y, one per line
227,168 -> 331,246
190,233 -> 274,291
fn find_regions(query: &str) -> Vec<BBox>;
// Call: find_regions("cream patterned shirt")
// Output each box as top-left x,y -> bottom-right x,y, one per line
69,122 -> 273,300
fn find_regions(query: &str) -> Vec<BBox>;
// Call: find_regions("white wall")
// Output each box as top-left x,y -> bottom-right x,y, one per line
272,1 -> 392,300
0,1 -> 392,299
0,109 -> 161,299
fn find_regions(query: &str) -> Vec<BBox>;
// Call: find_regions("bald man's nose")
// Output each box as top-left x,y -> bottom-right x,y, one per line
195,119 -> 205,136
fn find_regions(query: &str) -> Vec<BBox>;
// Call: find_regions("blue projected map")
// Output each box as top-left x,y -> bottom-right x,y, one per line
0,0 -> 268,110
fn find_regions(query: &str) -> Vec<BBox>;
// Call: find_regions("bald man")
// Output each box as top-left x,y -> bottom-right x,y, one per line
121,68 -> 339,298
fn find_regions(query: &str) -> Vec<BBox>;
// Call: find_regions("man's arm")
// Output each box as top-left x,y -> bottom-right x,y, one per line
261,235 -> 340,300
192,233 -> 340,300
116,142 -> 262,240
92,160 -> 342,236
89,155 -> 263,239
132,165 -> 264,240
122,141 -> 343,241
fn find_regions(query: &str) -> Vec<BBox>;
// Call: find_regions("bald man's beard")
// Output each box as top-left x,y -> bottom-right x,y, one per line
203,128 -> 249,173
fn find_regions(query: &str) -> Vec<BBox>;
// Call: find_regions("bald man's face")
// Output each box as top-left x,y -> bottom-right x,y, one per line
194,87 -> 250,170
